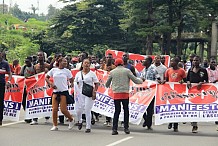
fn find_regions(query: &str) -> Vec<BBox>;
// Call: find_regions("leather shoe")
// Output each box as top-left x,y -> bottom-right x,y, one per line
124,129 -> 130,134
78,123 -> 82,130
0,121 -> 2,126
168,123 -> 172,129
85,129 -> 91,133
142,121 -> 147,127
112,130 -> 118,135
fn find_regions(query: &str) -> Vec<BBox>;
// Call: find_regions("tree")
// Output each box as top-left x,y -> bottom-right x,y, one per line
49,0 -> 125,53
47,5 -> 59,20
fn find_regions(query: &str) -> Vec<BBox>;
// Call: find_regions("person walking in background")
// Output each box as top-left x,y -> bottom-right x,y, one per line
45,57 -> 74,131
106,58 -> 143,135
187,56 -> 208,133
0,50 -> 12,126
20,56 -> 36,123
206,57 -> 218,131
12,59 -> 21,75
74,59 -> 99,133
30,51 -> 51,125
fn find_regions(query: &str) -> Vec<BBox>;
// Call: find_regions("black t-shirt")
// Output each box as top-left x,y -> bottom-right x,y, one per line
187,67 -> 208,83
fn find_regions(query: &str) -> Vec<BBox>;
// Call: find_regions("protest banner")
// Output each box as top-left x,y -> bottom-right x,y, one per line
155,83 -> 218,125
105,49 -> 170,72
91,69 -> 156,125
25,73 -> 75,119
3,75 -> 25,121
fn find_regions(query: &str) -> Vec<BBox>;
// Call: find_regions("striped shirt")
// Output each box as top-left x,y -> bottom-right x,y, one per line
206,67 -> 218,83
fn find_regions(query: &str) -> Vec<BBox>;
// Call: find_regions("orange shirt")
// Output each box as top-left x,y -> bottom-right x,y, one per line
165,68 -> 186,82
14,64 -> 21,75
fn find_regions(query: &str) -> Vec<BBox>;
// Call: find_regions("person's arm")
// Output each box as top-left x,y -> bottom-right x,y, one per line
130,66 -> 137,77
45,75 -> 57,89
186,69 -> 191,89
105,73 -> 112,88
69,77 -> 74,88
128,70 -> 143,84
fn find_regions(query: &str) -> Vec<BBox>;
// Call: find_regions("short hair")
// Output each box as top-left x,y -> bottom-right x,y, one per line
26,56 -> 32,62
82,52 -> 88,59
146,56 -> 153,64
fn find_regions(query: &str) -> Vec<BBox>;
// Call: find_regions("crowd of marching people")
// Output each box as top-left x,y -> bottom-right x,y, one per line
1,49 -> 218,135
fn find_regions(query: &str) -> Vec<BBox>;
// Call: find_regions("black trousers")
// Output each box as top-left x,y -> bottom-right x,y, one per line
113,99 -> 129,130
0,83 -> 5,122
22,88 -> 27,110
143,97 -> 155,128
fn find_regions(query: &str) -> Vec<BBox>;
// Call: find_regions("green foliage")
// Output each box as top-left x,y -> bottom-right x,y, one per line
0,14 -> 47,64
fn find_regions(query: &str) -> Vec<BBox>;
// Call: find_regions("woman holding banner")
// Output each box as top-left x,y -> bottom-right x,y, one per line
74,58 -> 99,133
45,57 -> 74,131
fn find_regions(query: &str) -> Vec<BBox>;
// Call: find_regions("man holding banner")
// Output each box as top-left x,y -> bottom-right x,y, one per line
141,56 -> 162,130
164,57 -> 186,132
0,50 -> 12,126
187,56 -> 208,133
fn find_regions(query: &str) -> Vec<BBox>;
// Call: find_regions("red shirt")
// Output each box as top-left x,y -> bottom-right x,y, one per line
165,68 -> 186,82
113,93 -> 129,100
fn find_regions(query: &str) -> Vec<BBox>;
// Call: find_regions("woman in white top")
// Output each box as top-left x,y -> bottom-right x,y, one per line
74,59 -> 99,133
45,57 -> 74,131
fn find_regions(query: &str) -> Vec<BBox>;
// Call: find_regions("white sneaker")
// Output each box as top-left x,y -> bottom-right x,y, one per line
216,125 -> 218,131
30,121 -> 38,125
68,120 -> 74,130
50,126 -> 58,131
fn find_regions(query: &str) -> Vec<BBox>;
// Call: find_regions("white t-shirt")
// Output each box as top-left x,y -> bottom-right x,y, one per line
47,68 -> 73,92
74,70 -> 99,90
151,63 -> 167,80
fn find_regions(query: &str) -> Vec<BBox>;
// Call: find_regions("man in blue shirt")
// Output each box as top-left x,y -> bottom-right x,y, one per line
0,50 -> 12,126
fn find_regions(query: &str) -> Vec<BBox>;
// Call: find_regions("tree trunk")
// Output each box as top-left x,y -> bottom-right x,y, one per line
211,22 -> 217,59
166,0 -> 173,55
146,0 -> 153,55
146,35 -> 153,55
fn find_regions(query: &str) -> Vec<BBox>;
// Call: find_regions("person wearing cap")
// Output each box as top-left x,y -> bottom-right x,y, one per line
105,58 -> 143,135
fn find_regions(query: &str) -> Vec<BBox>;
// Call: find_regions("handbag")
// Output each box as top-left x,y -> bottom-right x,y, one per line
81,71 -> 93,97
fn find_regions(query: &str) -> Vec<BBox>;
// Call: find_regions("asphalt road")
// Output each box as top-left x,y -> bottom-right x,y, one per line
0,112 -> 218,146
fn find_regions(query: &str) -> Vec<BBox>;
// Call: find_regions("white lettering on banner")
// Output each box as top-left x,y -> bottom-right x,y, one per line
28,98 -> 51,107
158,104 -> 215,113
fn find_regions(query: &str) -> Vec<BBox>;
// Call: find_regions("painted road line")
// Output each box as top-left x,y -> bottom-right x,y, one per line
105,136 -> 133,146
1,121 -> 24,127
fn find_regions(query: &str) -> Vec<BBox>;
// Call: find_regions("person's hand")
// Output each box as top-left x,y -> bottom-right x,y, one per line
157,80 -> 162,84
51,83 -> 57,89
179,80 -> 184,84
187,82 -> 192,89
92,91 -> 96,100
141,77 -> 145,82
161,80 -> 166,84
197,82 -> 202,90
6,81 -> 11,87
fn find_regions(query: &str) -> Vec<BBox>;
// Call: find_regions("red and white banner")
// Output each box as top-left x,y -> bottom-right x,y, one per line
92,69 -> 156,125
25,73 -> 75,119
106,49 -> 170,72
155,83 -> 218,125
3,75 -> 25,121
